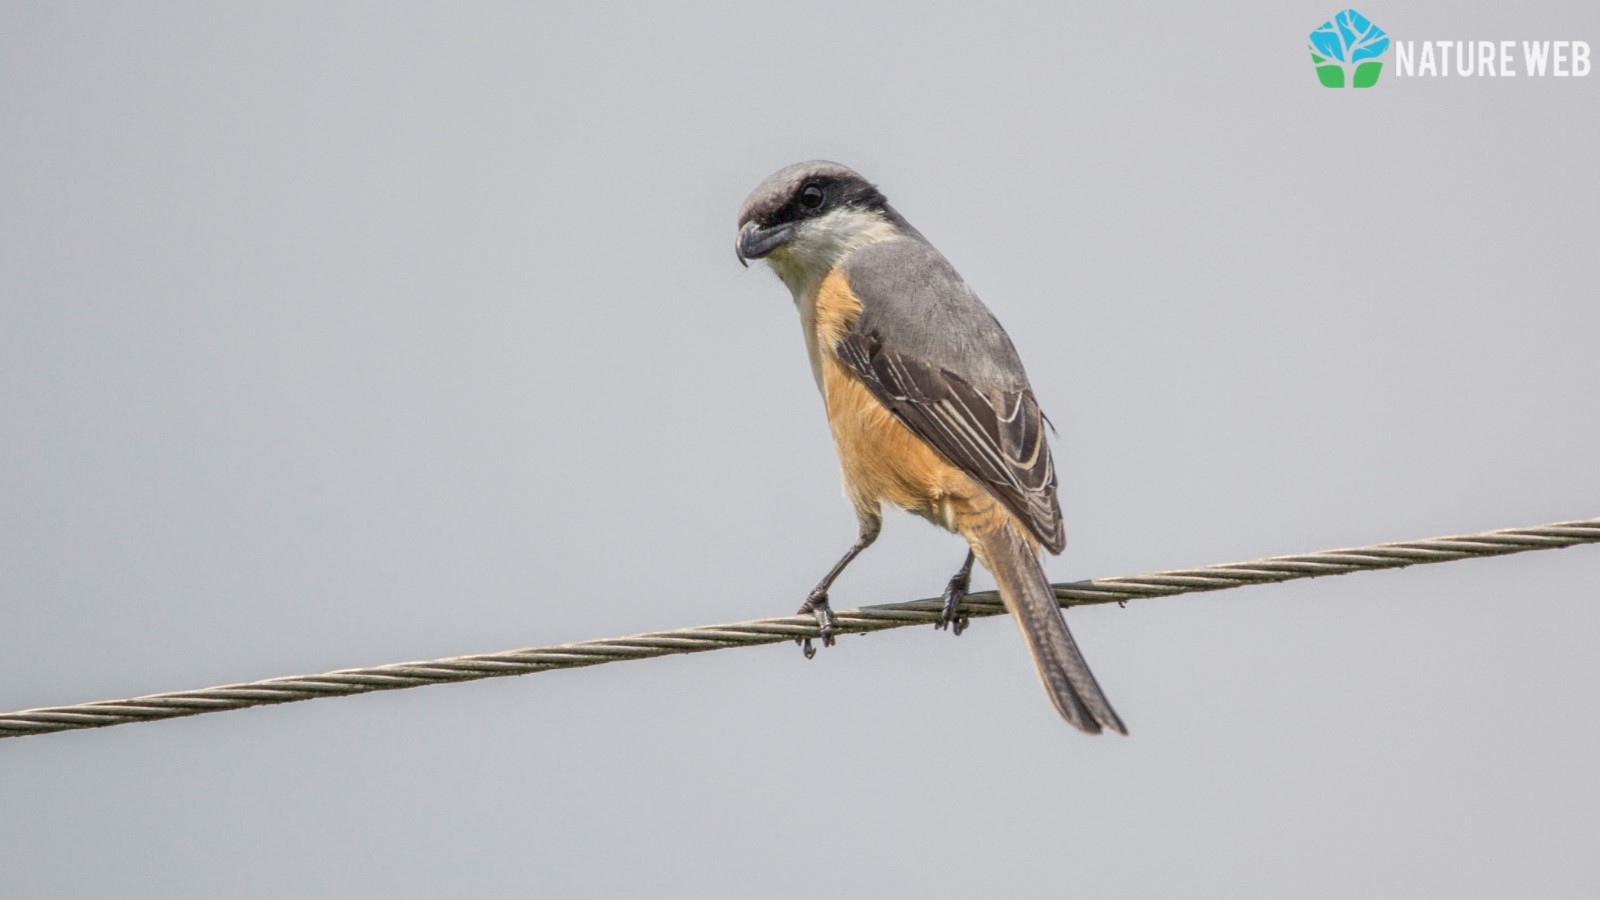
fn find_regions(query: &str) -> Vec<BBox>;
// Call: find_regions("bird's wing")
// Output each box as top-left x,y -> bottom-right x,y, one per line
836,238 -> 1065,553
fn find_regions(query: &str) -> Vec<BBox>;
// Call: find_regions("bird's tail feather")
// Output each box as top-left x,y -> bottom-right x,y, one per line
974,524 -> 1126,735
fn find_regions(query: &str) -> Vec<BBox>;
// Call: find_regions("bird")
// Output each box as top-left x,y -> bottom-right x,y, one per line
735,161 -> 1125,735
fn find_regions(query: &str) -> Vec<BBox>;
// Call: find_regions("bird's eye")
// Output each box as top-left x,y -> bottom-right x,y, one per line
799,184 -> 826,210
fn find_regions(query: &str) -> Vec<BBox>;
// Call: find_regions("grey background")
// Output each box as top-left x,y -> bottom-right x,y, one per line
3,2 -> 1596,898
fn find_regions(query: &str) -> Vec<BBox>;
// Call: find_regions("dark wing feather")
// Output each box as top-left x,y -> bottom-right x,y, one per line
836,330 -> 1066,553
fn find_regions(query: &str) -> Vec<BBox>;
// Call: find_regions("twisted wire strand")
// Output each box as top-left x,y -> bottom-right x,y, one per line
2,517 -> 1595,740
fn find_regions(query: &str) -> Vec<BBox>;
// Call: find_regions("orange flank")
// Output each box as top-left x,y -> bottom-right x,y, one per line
812,268 -> 1015,549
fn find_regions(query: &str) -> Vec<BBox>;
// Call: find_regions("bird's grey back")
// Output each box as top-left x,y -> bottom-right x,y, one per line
843,236 -> 1030,392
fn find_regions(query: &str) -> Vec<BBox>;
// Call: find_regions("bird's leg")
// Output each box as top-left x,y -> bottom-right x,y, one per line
936,550 -> 976,636
797,516 -> 880,658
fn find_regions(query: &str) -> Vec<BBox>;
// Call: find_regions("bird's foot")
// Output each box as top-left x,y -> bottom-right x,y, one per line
796,591 -> 836,659
935,571 -> 971,636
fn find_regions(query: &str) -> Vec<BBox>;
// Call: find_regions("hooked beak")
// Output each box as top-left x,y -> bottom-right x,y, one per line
735,220 -> 794,268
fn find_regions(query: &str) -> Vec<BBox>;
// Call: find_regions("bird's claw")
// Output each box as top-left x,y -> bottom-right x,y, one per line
796,591 -> 836,658
936,571 -> 971,636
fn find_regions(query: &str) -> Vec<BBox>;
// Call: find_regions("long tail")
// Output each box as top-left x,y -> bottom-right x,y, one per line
972,523 -> 1126,735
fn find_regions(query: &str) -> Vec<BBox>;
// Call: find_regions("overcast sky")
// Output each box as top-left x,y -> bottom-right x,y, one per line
3,3 -> 1597,898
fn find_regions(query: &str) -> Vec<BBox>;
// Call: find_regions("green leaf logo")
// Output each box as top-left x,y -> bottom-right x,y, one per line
1310,9 -> 1390,88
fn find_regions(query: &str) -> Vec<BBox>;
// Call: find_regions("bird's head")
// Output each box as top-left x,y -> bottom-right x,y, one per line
736,160 -> 905,292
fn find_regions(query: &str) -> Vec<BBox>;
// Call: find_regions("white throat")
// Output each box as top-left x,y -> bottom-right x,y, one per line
764,206 -> 900,301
